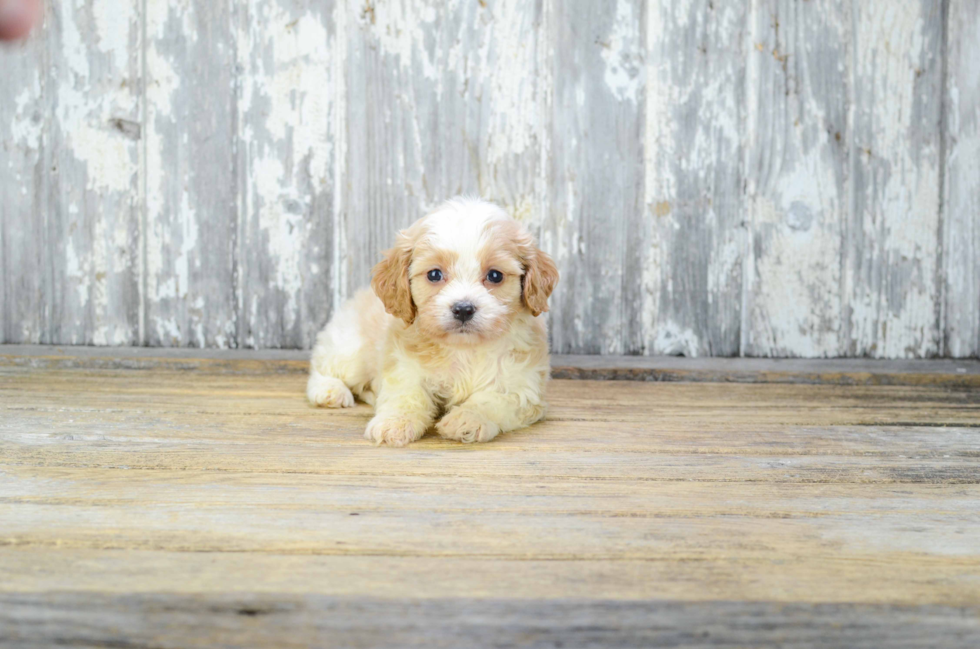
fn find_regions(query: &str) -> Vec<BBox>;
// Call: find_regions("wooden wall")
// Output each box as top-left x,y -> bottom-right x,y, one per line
1,0 -> 977,357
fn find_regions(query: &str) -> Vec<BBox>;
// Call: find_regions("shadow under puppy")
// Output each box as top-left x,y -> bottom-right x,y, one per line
307,197 -> 559,446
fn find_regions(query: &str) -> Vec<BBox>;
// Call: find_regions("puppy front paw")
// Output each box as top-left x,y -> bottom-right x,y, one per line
436,408 -> 501,444
307,374 -> 355,408
364,415 -> 428,447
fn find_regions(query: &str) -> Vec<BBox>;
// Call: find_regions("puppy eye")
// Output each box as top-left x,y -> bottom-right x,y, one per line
426,269 -> 443,283
486,269 -> 504,284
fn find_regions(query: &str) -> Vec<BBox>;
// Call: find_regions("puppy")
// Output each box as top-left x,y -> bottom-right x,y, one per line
307,197 -> 559,446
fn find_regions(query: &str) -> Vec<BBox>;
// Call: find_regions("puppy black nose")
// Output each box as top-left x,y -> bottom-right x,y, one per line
451,302 -> 477,323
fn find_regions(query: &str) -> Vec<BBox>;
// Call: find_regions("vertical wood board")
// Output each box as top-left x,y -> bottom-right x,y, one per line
944,0 -> 980,358
144,0 -> 238,347
548,0 -> 646,354
44,0 -> 142,345
844,0 -> 945,358
742,0 -> 848,357
644,0 -> 745,357
343,0 -> 544,298
237,0 -> 337,349
0,34 -> 47,343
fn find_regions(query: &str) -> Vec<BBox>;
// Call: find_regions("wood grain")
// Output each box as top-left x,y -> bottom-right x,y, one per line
2,593 -> 979,649
548,0 -> 645,355
844,0 -> 945,358
644,0 -> 745,357
144,0 -> 238,347
2,353 -> 979,644
45,0 -> 142,345
343,0 -> 544,294
944,0 -> 980,358
743,0 -> 847,357
237,0 -> 337,349
0,32 -> 46,344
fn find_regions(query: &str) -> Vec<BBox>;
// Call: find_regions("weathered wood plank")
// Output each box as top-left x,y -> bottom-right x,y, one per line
4,465 -> 979,557
44,0 -> 142,345
144,0 -> 238,347
343,0 -> 543,294
743,0 -> 848,357
7,469 -> 979,514
3,548 -> 979,607
3,344 -> 980,383
547,0 -> 645,354
2,355 -> 980,644
944,0 -> 980,359
844,0 -> 945,358
237,1 -> 336,349
0,33 -> 46,344
8,403 -> 980,459
643,0 -> 745,356
3,593 -> 978,649
3,369 -> 979,484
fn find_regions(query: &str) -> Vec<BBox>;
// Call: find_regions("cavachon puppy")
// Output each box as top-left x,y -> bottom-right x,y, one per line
307,197 -> 559,446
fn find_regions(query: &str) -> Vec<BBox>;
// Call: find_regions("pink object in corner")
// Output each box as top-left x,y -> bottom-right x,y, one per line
0,0 -> 41,41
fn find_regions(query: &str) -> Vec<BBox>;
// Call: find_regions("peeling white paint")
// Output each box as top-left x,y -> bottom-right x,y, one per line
1,0 -> 970,356
643,0 -> 745,356
10,87 -> 42,150
600,0 -> 642,103
653,322 -> 700,357
483,0 -> 539,168
367,0 -> 440,81
65,238 -> 90,308
92,0 -> 134,64
849,0 -> 942,357
240,2 -> 336,340
146,0 -> 197,42
55,2 -> 138,195
146,47 -> 180,119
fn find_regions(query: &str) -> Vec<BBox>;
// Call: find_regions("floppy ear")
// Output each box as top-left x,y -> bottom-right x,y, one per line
522,245 -> 559,317
371,230 -> 417,324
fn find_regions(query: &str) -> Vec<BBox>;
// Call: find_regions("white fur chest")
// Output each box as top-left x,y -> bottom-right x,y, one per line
420,344 -> 504,408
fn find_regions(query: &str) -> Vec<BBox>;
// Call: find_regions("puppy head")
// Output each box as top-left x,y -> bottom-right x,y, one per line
371,197 -> 559,344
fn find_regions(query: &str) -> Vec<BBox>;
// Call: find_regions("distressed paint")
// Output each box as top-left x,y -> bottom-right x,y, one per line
844,0 -> 945,358
0,35 -> 46,344
237,1 -> 336,349
742,0 -> 848,357
644,0 -> 745,357
548,0 -> 645,355
144,0 -> 238,347
0,0 -> 976,358
46,0 -> 142,345
944,0 -> 980,358
344,0 -> 544,296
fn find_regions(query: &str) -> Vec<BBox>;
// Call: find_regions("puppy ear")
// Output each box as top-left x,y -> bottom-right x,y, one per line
522,246 -> 559,317
371,230 -> 417,324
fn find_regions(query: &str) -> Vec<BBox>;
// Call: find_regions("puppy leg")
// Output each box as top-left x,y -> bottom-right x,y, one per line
364,374 -> 436,447
307,289 -> 386,408
307,372 -> 355,408
437,391 -> 546,444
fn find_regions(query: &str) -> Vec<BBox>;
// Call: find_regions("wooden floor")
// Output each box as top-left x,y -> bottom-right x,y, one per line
2,348 -> 980,647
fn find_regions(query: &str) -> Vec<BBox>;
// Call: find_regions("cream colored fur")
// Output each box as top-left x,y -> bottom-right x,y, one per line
307,197 -> 559,446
